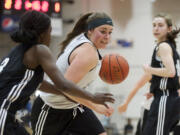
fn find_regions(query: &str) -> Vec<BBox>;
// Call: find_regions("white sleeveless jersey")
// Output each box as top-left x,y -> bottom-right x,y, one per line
39,33 -> 100,109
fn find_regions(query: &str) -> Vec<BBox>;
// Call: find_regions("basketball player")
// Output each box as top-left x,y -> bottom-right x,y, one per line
0,11 -> 114,135
31,12 -> 114,135
120,13 -> 180,135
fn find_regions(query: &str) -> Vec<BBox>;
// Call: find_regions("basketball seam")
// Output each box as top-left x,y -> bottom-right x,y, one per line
99,56 -> 104,79
109,54 -> 113,84
116,56 -> 124,80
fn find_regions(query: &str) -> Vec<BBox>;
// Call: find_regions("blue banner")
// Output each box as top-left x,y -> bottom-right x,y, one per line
0,15 -> 20,32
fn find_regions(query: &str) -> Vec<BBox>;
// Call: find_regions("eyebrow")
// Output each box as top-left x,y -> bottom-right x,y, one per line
153,22 -> 164,25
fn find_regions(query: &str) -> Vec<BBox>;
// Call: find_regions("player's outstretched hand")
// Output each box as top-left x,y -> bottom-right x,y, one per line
94,104 -> 114,117
92,93 -> 115,108
144,92 -> 154,99
118,103 -> 128,113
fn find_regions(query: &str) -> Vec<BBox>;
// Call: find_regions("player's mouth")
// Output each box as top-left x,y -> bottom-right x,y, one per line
101,41 -> 108,44
154,33 -> 160,36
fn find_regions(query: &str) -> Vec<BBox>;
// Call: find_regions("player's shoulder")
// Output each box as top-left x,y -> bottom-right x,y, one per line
34,44 -> 49,50
34,44 -> 51,54
80,42 -> 97,53
159,42 -> 171,48
74,43 -> 98,64
30,44 -> 53,62
158,42 -> 172,51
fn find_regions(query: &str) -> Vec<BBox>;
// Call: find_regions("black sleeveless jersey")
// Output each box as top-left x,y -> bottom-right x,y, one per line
150,41 -> 180,95
0,44 -> 44,113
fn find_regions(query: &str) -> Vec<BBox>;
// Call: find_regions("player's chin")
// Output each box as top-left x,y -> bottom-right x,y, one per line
154,34 -> 160,39
100,44 -> 108,49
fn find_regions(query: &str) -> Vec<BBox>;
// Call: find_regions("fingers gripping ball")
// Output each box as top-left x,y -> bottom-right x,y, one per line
99,54 -> 129,84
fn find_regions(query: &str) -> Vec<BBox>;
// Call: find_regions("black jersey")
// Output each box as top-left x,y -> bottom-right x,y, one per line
150,41 -> 180,95
0,44 -> 44,113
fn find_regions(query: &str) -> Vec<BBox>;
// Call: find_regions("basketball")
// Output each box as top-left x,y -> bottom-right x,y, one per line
99,54 -> 129,84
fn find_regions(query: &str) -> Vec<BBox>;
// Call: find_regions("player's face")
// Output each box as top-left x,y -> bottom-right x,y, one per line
152,17 -> 172,42
89,25 -> 113,49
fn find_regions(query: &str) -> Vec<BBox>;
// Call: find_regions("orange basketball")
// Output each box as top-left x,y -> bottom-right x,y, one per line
99,54 -> 129,84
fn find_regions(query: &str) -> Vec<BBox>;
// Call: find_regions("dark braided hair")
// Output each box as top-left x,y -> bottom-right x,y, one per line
10,10 -> 51,46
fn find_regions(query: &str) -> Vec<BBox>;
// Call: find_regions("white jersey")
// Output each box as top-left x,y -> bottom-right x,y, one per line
39,33 -> 100,109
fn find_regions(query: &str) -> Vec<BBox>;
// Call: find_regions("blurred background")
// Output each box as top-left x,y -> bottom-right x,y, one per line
1,0 -> 180,135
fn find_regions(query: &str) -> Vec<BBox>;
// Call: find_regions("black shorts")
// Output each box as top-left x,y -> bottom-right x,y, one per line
173,125 -> 180,135
0,99 -> 30,135
142,92 -> 180,135
135,109 -> 149,135
31,96 -> 105,135
0,111 -> 30,135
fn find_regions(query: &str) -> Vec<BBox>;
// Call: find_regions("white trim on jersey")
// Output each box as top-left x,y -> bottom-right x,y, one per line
156,92 -> 168,135
9,70 -> 34,102
159,62 -> 168,91
160,78 -> 168,90
34,104 -> 50,135
0,108 -> 7,135
0,69 -> 34,135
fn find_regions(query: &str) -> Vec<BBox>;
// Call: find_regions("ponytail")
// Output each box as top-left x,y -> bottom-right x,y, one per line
167,27 -> 180,48
58,13 -> 93,56
10,28 -> 38,46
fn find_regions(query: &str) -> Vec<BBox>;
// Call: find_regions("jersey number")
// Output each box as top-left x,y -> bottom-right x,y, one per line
0,58 -> 10,73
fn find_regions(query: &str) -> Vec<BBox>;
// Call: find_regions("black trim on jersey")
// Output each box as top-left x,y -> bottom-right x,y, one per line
66,33 -> 102,73
67,41 -> 102,64
84,33 -> 102,60
67,43 -> 101,72
67,43 -> 84,65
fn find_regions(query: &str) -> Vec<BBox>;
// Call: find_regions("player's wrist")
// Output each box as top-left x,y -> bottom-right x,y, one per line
124,101 -> 129,106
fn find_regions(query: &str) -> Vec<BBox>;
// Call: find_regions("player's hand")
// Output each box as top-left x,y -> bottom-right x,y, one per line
94,104 -> 114,117
118,103 -> 128,113
91,93 -> 115,108
144,92 -> 154,99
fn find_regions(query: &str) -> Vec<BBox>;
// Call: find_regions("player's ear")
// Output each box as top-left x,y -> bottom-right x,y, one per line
87,29 -> 94,36
38,32 -> 46,44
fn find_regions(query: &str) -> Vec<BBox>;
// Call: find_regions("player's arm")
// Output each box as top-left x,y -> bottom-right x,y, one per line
118,73 -> 151,113
62,43 -> 114,116
39,79 -> 114,116
143,43 -> 175,77
39,44 -> 114,115
64,43 -> 97,83
35,45 -> 114,106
